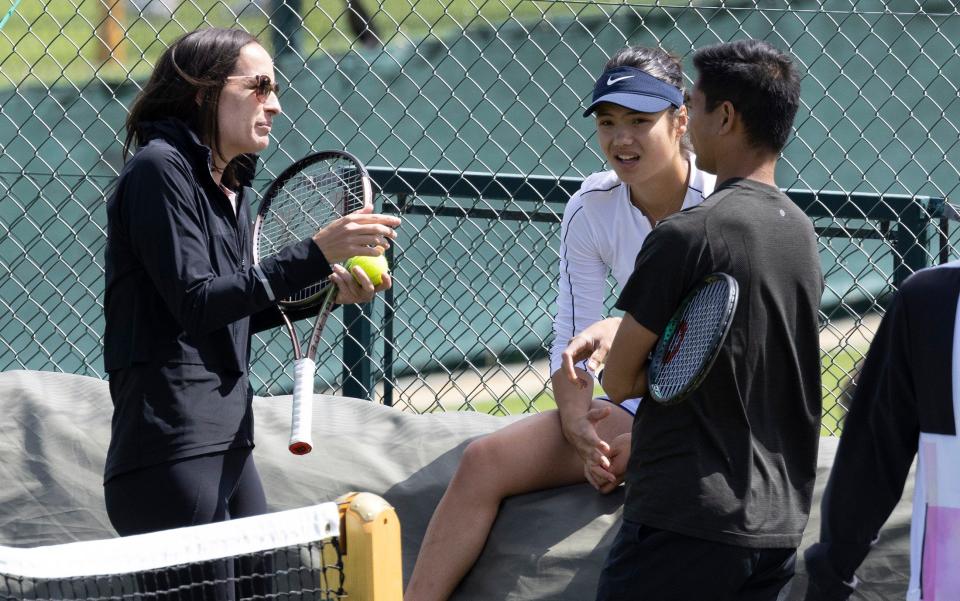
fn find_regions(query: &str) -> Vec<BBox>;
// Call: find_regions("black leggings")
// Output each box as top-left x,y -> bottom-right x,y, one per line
104,447 -> 266,536
104,448 -> 268,600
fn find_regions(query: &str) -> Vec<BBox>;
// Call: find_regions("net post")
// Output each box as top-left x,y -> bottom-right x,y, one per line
336,492 -> 403,601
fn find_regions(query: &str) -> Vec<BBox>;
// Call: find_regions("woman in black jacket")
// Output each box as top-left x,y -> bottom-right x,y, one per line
102,27 -> 400,536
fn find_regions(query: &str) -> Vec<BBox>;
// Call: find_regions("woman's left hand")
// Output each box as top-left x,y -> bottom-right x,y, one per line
328,263 -> 392,305
586,432 -> 631,494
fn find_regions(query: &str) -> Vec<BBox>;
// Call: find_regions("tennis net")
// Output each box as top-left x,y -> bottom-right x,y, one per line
0,492 -> 401,601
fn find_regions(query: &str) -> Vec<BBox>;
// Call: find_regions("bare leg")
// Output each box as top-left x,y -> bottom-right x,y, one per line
404,401 -> 633,601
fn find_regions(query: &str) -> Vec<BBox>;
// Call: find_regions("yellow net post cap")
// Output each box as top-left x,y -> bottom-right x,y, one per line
335,492 -> 403,601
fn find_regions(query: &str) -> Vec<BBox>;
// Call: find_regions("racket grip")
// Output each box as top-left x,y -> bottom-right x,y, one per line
289,357 -> 316,455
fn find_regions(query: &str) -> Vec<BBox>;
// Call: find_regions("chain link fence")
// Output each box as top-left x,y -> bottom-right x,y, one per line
2,0 -> 958,433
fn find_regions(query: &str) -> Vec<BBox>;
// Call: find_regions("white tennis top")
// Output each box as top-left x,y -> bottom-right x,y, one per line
549,160 -> 716,410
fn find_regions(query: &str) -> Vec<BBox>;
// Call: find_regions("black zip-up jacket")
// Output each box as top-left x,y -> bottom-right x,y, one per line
103,118 -> 330,480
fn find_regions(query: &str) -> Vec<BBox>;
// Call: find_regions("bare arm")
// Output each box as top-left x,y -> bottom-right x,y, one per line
600,313 -> 659,404
549,193 -> 622,475
552,368 -> 612,470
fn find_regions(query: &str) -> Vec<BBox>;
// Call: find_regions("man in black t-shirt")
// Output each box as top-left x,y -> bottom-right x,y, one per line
562,40 -> 823,600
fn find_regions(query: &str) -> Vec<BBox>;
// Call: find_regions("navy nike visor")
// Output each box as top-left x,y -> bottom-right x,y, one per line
583,66 -> 684,117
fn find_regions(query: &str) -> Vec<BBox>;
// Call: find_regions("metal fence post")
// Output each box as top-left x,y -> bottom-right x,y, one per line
269,0 -> 301,59
381,194 -> 405,408
927,198 -> 955,265
342,303 -> 373,400
894,199 -> 932,287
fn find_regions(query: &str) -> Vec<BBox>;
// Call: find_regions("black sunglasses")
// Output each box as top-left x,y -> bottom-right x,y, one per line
225,74 -> 281,101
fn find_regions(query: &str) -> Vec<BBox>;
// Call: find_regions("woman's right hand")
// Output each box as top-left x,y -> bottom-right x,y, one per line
560,317 -> 621,389
312,205 -> 401,264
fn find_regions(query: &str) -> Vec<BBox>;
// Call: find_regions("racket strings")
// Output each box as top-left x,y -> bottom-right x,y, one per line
652,280 -> 731,396
257,159 -> 367,303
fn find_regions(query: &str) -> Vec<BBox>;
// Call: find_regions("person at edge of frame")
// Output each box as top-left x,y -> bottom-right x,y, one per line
804,261 -> 960,601
404,45 -> 716,601
564,39 -> 824,601
102,27 -> 400,539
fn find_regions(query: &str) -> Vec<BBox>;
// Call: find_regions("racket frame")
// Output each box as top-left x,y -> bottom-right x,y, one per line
252,150 -> 373,454
253,150 -> 373,309
647,272 -> 739,406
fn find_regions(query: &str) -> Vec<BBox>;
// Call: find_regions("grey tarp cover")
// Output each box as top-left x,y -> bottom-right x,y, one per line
0,370 -> 913,600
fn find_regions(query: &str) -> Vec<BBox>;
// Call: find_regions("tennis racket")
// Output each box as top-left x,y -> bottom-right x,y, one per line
253,151 -> 372,455
647,272 -> 739,406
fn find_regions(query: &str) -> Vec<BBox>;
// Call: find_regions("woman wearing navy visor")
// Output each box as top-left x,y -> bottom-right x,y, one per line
404,46 -> 716,601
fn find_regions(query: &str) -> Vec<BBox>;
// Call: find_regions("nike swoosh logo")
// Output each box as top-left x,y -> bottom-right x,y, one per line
607,75 -> 635,85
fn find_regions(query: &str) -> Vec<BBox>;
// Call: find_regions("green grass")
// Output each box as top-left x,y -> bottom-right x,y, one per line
465,347 -> 866,436
462,383 -> 612,415
820,345 -> 865,435
468,388 -> 558,416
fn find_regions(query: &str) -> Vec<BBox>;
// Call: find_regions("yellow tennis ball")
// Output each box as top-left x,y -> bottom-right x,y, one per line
344,255 -> 390,286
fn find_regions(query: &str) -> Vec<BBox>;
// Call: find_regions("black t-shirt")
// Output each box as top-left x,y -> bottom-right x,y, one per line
615,178 -> 823,548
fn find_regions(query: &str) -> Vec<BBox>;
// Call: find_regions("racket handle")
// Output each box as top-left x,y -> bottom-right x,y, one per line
289,357 -> 316,455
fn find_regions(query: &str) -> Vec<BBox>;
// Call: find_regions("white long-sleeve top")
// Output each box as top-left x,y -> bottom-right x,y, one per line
549,163 -> 716,397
